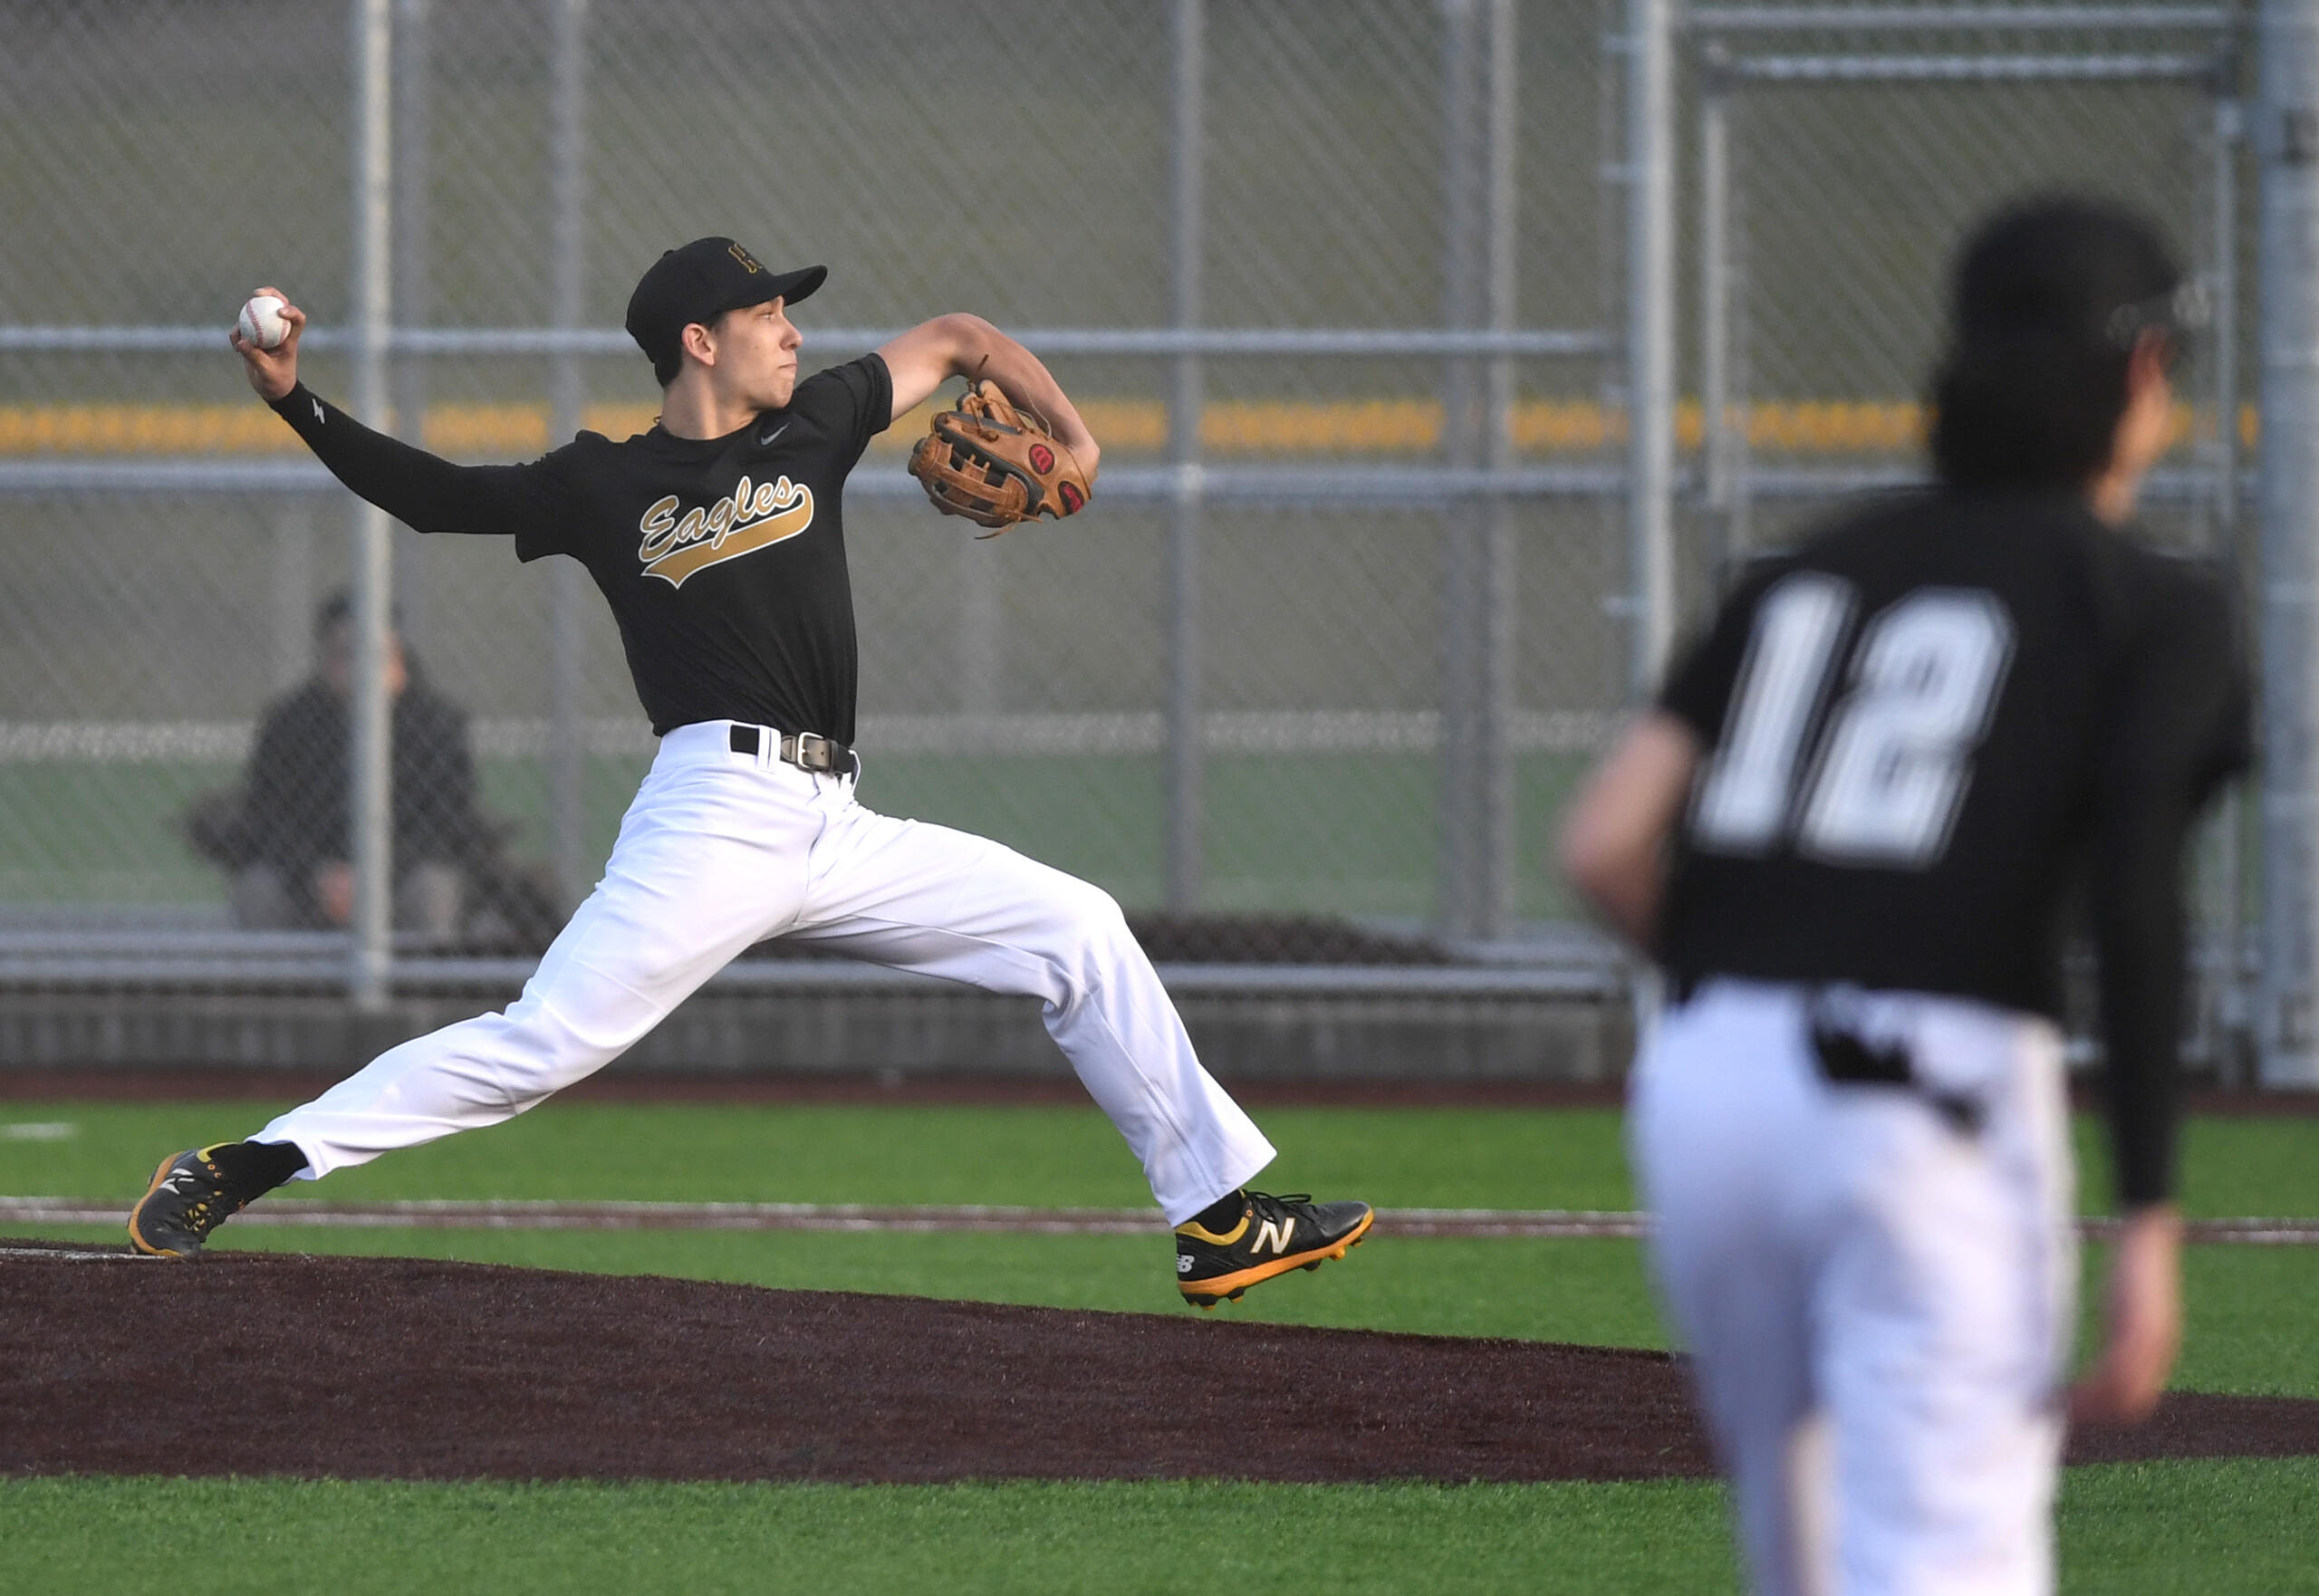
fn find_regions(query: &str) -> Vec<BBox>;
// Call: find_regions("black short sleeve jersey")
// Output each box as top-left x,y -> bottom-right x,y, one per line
1651,488 -> 2251,1204
270,354 -> 893,740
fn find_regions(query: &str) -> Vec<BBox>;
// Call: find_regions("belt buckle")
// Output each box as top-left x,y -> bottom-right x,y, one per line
790,731 -> 831,773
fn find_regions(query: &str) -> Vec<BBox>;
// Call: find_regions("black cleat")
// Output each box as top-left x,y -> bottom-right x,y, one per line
1175,1190 -> 1373,1309
128,1146 -> 256,1260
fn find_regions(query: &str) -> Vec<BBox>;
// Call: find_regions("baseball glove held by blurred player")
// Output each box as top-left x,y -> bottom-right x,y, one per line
908,380 -> 1092,534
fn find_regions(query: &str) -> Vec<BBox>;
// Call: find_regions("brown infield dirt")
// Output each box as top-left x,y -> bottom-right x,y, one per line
4,1241 -> 2314,1485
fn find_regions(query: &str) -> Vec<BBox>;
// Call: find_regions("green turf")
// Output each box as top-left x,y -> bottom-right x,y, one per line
2172,1245 -> 2319,1398
2074,1114 -> 2319,1220
7,1101 -> 2316,1591
4,1462 -> 2314,1596
7,1101 -> 2315,1395
2055,1460 -> 2319,1595
0,1476 -> 1741,1596
1,1101 -> 1641,1210
10,1100 -> 2317,1218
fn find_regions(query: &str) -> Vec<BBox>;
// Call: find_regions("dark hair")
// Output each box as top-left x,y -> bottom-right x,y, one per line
650,307 -> 728,388
1929,195 -> 2183,490
315,590 -> 405,639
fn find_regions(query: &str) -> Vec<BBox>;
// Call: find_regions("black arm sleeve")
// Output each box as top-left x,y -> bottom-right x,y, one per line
269,383 -> 578,544
2090,573 -> 2253,1207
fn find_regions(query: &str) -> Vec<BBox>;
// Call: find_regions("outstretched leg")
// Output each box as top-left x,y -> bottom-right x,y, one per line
788,796 -> 1270,1223
782,793 -> 1372,1306
130,750 -> 819,1256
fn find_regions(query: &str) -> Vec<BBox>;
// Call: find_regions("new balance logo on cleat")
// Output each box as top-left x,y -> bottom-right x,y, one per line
1173,1191 -> 1373,1310
128,1146 -> 255,1261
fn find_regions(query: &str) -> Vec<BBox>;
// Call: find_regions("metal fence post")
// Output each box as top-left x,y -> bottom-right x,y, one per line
391,0 -> 431,477
549,0 -> 591,909
389,0 -> 432,732
2257,0 -> 2319,1086
1439,0 -> 1483,938
1699,43 -> 1738,579
1480,0 -> 1518,939
348,0 -> 396,1011
2215,88 -> 2244,557
1626,0 -> 1677,698
1436,0 -> 1518,941
1167,0 -> 1206,914
2209,72 -> 2251,1074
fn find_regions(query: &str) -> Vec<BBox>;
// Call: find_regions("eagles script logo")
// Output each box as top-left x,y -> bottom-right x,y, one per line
636,475 -> 814,588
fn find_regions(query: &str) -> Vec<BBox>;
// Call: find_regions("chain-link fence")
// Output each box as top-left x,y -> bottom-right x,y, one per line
1683,4 -> 2249,1072
1694,5 -> 2238,562
0,1 -> 2255,1046
0,0 -> 1624,986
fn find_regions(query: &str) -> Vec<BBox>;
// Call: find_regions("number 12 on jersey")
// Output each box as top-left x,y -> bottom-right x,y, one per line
1690,573 -> 2014,869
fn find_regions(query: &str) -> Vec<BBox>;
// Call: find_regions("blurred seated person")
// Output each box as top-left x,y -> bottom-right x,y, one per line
188,593 -> 493,942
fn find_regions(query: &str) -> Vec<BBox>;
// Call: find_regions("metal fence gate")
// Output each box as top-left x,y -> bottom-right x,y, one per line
1683,3 -> 2253,1074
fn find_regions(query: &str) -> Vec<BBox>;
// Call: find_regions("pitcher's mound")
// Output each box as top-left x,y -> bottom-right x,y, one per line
2,1243 -> 2309,1483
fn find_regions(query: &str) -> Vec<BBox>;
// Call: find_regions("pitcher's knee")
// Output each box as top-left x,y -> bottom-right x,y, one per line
1034,878 -> 1142,999
473,997 -> 636,1104
1054,877 -> 1133,951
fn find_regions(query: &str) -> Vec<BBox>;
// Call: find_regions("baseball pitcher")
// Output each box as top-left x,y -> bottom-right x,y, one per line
130,238 -> 1372,1309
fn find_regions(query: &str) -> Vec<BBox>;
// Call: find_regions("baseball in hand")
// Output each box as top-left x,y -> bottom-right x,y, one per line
237,294 -> 291,351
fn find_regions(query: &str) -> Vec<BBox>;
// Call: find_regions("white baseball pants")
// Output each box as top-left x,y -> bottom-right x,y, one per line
259,721 -> 1276,1224
1628,979 -> 2075,1596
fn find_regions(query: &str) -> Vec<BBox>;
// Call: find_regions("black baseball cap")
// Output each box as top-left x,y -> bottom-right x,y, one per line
624,237 -> 826,376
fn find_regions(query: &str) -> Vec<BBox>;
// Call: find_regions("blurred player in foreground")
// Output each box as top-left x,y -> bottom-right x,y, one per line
129,237 -> 1371,1307
1562,196 -> 2247,1594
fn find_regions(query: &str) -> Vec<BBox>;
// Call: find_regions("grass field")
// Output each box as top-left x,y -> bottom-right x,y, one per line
5,1100 -> 2316,1593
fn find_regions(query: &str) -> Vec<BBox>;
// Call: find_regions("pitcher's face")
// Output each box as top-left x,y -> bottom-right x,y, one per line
707,296 -> 803,410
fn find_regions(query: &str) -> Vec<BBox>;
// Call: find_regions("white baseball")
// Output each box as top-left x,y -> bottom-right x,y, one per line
237,294 -> 291,351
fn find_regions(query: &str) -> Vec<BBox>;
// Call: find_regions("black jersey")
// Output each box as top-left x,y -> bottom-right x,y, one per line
270,354 -> 893,740
1653,488 -> 2250,1203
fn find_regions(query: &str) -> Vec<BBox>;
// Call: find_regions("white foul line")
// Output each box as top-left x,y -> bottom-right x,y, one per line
1,1198 -> 2314,1245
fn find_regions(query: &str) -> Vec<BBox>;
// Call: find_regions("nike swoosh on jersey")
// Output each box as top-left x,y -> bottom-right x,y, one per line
757,421 -> 790,447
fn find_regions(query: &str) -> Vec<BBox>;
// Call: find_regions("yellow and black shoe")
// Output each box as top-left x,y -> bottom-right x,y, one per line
1175,1190 -> 1373,1310
127,1145 -> 262,1259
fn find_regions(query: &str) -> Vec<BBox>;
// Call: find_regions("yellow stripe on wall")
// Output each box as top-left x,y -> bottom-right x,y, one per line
0,405 -> 291,454
0,399 -> 2250,458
